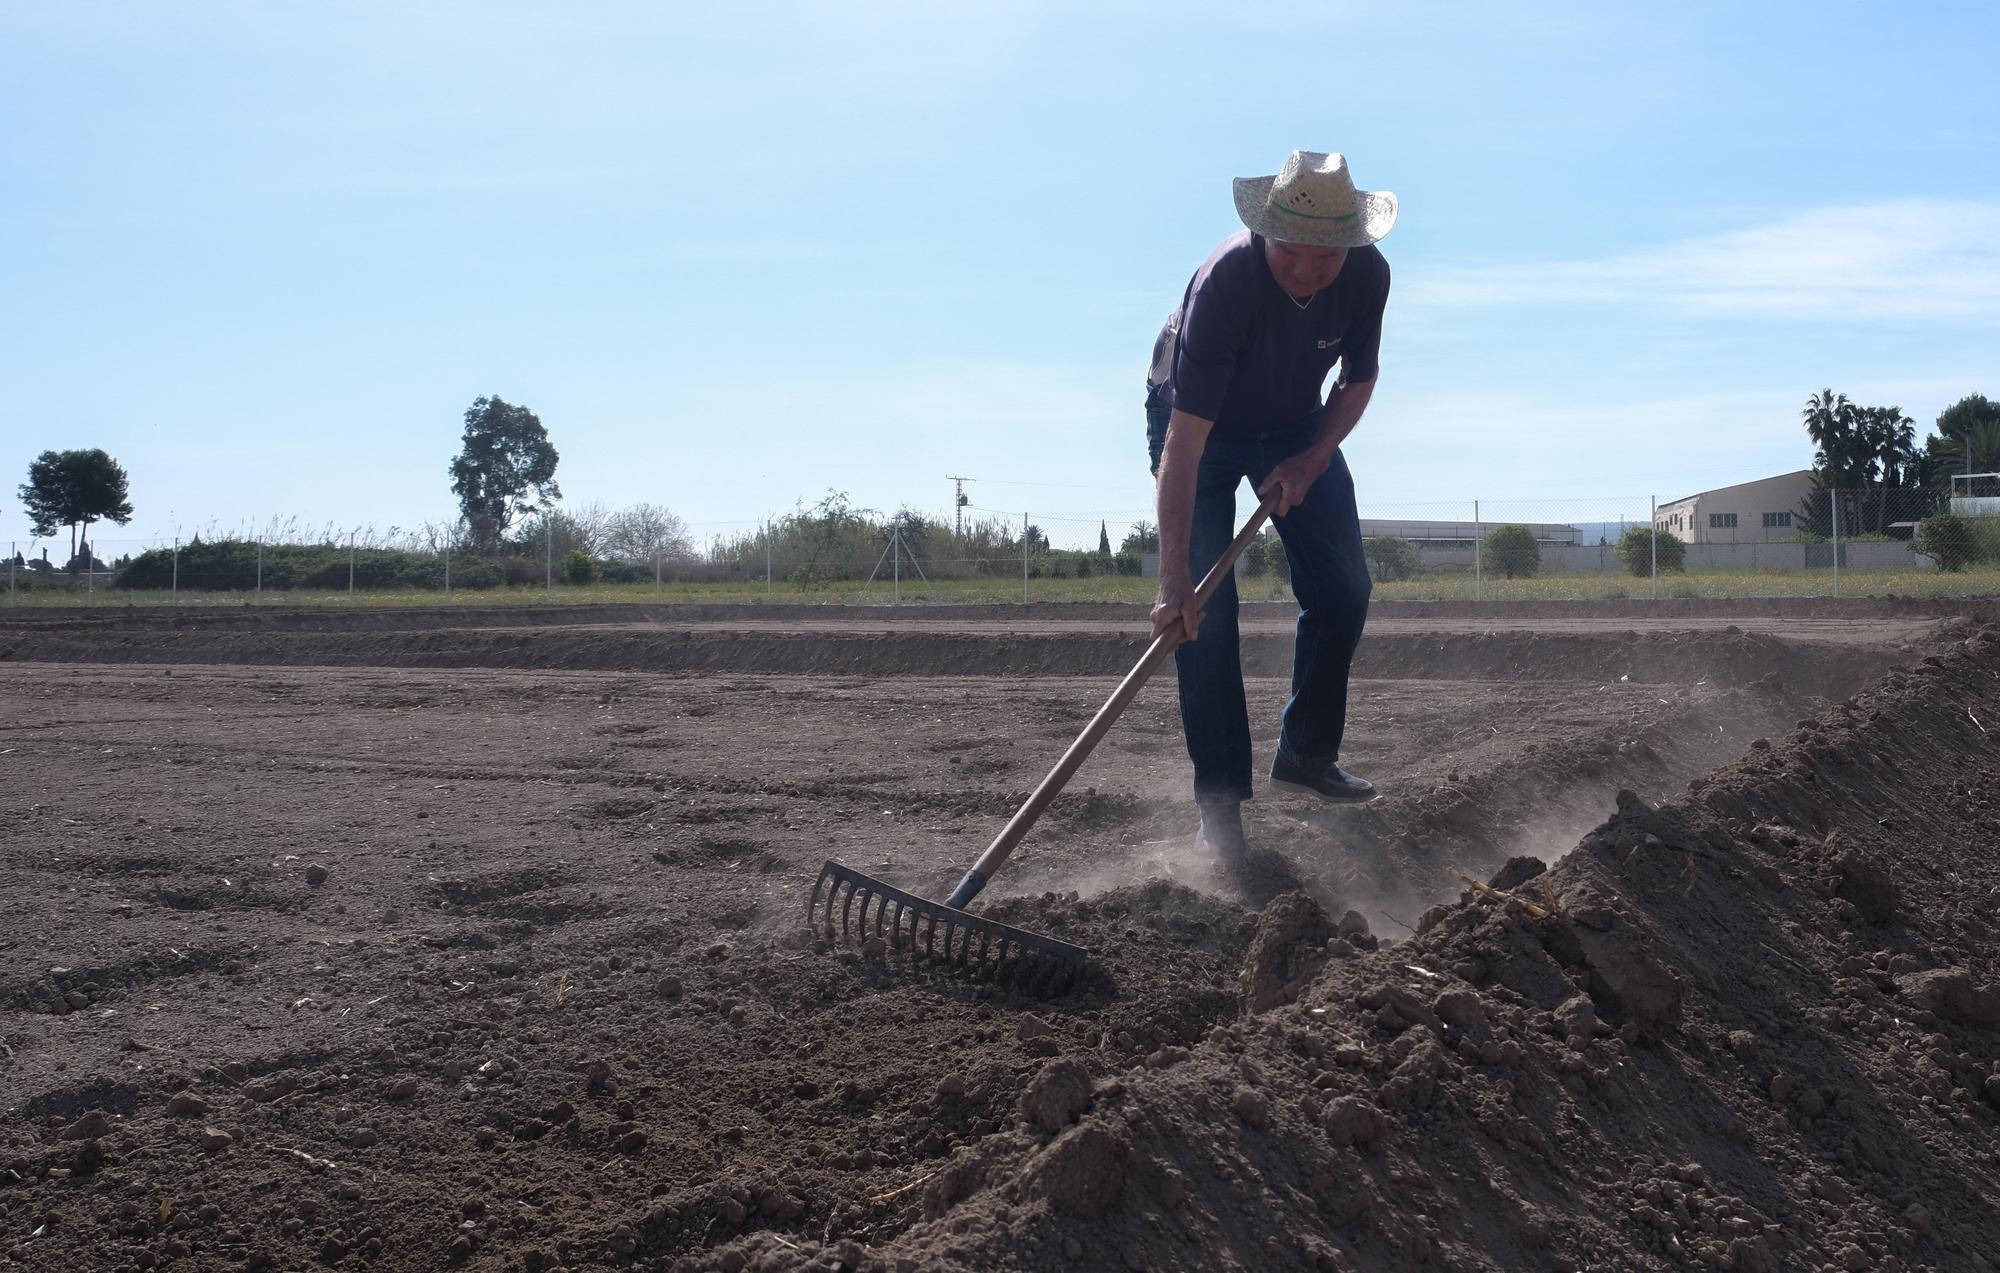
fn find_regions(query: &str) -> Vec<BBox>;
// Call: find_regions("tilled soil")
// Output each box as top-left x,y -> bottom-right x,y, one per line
0,606 -> 1978,1272
0,608 -> 1916,696
744,622 -> 2000,1273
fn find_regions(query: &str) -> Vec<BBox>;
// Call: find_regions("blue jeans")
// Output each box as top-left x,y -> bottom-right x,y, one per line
1147,393 -> 1372,804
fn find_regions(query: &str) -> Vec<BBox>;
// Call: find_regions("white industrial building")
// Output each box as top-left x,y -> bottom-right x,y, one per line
1654,470 -> 1816,544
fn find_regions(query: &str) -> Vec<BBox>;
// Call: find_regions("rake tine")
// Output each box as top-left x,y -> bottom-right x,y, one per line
807,863 -> 1087,993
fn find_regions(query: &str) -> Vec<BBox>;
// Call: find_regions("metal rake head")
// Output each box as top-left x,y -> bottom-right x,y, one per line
808,861 -> 1088,994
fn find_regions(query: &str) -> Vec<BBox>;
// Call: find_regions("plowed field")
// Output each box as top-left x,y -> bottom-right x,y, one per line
3,602 -> 1993,1272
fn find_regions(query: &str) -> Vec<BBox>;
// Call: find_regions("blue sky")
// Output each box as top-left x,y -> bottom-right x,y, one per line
6,0 -> 1998,553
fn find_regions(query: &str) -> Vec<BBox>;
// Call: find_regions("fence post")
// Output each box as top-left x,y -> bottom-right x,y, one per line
546,518 -> 553,598
654,545 -> 661,600
348,533 -> 356,600
765,521 -> 772,596
1472,500 -> 1482,600
172,538 -> 179,603
256,539 -> 263,600
443,537 -> 451,599
1830,489 -> 1841,599
1022,512 -> 1030,606
1649,497 -> 1658,600
8,541 -> 13,600
892,528 -> 902,606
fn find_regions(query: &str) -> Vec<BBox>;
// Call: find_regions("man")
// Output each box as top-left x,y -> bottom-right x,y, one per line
1145,150 -> 1394,857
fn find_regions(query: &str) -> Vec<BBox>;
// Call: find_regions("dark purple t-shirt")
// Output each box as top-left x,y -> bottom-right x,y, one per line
1154,230 -> 1389,435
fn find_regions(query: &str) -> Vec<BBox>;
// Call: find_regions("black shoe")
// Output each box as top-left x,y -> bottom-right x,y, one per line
1195,802 -> 1249,857
1269,753 -> 1377,803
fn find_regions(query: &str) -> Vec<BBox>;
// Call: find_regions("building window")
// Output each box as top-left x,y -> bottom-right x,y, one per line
1762,511 -> 1792,529
1709,513 -> 1738,529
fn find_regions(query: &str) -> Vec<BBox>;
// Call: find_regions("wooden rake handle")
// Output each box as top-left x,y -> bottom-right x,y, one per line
945,491 -> 1282,908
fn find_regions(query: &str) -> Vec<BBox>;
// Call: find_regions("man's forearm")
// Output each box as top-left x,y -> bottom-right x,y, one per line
1306,378 -> 1376,462
1156,408 -> 1213,583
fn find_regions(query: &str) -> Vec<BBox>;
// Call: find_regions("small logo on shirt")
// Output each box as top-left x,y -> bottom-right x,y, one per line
1317,338 -> 1342,350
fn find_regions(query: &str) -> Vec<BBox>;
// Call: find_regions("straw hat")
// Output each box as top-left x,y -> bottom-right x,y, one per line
1233,150 -> 1397,247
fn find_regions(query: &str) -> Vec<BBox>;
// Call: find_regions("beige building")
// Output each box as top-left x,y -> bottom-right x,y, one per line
1655,470 -> 1815,544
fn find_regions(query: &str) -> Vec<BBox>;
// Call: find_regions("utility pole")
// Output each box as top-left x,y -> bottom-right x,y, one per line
947,475 -> 973,539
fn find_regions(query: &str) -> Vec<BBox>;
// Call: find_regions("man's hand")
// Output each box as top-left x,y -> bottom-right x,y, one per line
1151,576 -> 1203,644
1257,447 -> 1331,517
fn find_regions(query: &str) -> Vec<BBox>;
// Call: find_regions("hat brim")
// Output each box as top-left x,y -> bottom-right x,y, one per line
1232,176 -> 1398,248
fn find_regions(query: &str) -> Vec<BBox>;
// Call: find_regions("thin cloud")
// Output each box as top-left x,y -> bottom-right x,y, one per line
1414,199 -> 2000,320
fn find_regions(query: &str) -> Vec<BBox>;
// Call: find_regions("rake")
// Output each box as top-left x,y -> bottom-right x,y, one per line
808,491 -> 1281,990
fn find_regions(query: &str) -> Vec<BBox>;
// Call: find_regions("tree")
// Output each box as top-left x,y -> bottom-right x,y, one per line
1242,537 -> 1269,578
1364,535 -> 1424,581
508,508 -> 599,560
19,449 -> 134,564
1801,389 -> 1879,491
1914,514 -> 1978,572
1857,404 -> 1917,534
1478,524 -> 1541,579
1098,521 -> 1111,555
602,503 -> 694,564
1921,393 -> 2000,488
1935,394 -> 2000,445
1615,526 -> 1687,576
1120,520 -> 1159,554
450,396 -> 560,554
560,548 -> 599,584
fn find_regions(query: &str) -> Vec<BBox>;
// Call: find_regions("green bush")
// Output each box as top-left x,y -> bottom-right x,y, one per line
1364,535 -> 1424,581
597,558 -> 652,584
449,560 -> 506,590
1614,527 -> 1687,576
1915,513 -> 1984,572
115,539 -> 446,591
1114,552 -> 1142,577
1478,525 -> 1541,579
1242,538 -> 1269,578
561,549 -> 599,584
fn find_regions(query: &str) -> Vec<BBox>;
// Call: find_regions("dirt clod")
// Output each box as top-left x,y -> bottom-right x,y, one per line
1239,892 -> 1335,1013
1019,1059 -> 1093,1134
1488,855 -> 1547,890
1897,967 -> 2000,1024
1025,1123 -> 1130,1217
165,1091 -> 210,1118
60,1112 -> 111,1141
1829,845 -> 1899,924
1320,1096 -> 1387,1148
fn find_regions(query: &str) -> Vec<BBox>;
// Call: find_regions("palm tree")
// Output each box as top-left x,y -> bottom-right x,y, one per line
1802,390 -> 1857,482
1861,405 -> 1916,532
1802,389 -> 1859,533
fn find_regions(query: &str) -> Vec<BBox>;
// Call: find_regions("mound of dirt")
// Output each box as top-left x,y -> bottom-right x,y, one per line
703,625 -> 2000,1271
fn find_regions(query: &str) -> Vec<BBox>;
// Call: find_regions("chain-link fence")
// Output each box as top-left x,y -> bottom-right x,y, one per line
7,482 -> 2000,604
